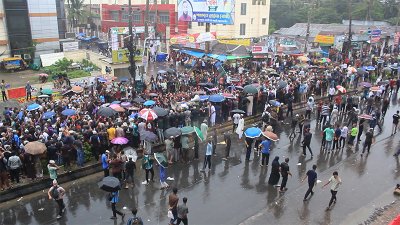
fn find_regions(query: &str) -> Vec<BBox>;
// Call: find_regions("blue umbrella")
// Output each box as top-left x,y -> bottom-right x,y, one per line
199,95 -> 209,101
27,103 -> 40,111
129,113 -> 138,119
43,111 -> 55,120
62,109 -> 76,116
111,101 -> 121,104
143,100 -> 156,106
209,94 -> 225,103
365,66 -> 375,71
244,127 -> 262,138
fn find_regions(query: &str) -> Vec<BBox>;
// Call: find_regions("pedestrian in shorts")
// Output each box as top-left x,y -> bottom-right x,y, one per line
47,179 -> 66,219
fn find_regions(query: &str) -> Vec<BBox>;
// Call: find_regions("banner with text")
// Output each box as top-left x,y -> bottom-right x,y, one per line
177,0 -> 235,25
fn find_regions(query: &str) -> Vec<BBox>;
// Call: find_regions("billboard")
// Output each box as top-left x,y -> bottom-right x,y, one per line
177,0 -> 235,25
111,49 -> 142,63
170,32 -> 217,44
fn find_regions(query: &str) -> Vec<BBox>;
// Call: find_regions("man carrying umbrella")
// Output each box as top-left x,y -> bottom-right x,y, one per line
48,179 -> 66,219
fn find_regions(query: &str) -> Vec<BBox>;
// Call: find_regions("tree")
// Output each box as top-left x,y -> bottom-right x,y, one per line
67,0 -> 87,32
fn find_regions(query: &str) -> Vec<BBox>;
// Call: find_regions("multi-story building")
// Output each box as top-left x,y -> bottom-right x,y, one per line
0,0 -> 66,59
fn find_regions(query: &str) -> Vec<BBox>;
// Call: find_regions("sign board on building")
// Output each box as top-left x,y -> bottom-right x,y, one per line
370,29 -> 381,44
314,35 -> 335,45
62,42 -> 79,52
170,32 -> 217,44
177,0 -> 235,25
252,46 -> 269,54
111,49 -> 142,64
218,38 -> 251,46
394,32 -> 400,48
110,26 -> 155,35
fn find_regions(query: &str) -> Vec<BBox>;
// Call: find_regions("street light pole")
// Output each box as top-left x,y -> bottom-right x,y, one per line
127,0 -> 136,88
304,5 -> 311,53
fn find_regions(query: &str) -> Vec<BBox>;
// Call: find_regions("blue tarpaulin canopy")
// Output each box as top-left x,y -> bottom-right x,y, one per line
179,50 -> 205,58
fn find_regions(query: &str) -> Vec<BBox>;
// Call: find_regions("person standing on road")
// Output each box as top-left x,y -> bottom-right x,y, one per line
25,81 -> 32,101
392,111 -> 400,135
339,125 -> 348,149
177,197 -> 189,225
222,132 -> 231,160
323,125 -> 334,152
236,114 -> 244,140
302,128 -> 313,157
348,124 -> 358,146
361,128 -> 375,156
244,137 -> 254,161
109,190 -> 125,220
168,187 -> 179,225
268,156 -> 280,186
200,120 -> 208,141
259,138 -> 271,166
7,151 -> 22,184
322,171 -> 342,210
141,154 -> 154,185
124,157 -> 136,189
302,164 -> 317,201
101,150 -> 110,177
48,179 -> 66,219
200,139 -> 212,172
232,112 -> 240,133
1,80 -> 7,101
279,158 -> 292,193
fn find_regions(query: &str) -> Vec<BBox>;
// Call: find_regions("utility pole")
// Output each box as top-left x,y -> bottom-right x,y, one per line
144,0 -> 150,38
347,0 -> 353,60
127,0 -> 136,88
205,23 -> 211,53
304,1 -> 312,54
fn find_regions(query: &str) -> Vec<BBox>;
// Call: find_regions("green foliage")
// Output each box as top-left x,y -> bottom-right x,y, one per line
81,59 -> 99,70
83,142 -> 93,163
67,70 -> 91,79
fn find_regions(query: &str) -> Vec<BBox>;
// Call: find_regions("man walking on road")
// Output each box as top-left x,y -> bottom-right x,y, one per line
302,128 -> 313,157
201,139 -> 213,172
222,132 -> 231,160
48,179 -> 66,219
25,81 -> 32,101
302,165 -> 317,201
392,111 -> 399,135
322,171 -> 342,210
109,190 -> 125,220
259,138 -> 271,166
101,150 -> 110,177
168,187 -> 179,225
361,128 -> 375,156
1,80 -> 7,101
279,158 -> 292,193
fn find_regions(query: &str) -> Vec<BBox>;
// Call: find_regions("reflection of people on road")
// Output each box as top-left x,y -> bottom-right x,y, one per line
178,0 -> 193,21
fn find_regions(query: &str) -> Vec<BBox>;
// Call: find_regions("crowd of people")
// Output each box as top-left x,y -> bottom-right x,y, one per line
0,49 -> 399,222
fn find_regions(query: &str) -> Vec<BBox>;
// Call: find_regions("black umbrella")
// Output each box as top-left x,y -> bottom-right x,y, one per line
167,68 -> 176,74
97,107 -> 117,117
98,176 -> 121,192
278,80 -> 287,89
164,127 -> 182,138
153,106 -> 168,117
230,109 -> 246,114
133,97 -> 145,103
140,130 -> 158,142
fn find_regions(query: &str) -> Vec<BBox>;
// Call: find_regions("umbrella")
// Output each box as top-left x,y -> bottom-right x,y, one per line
243,85 -> 258,94
27,103 -> 40,111
102,103 -> 110,107
97,107 -> 117,117
199,95 -> 209,101
143,100 -> 156,106
365,66 -> 375,71
140,130 -> 158,142
359,82 -> 372,88
378,80 -> 390,85
109,104 -> 120,109
319,58 -> 331,63
166,68 -> 176,74
62,109 -> 76,116
262,131 -> 279,141
244,127 -> 262,138
123,147 -> 138,162
129,112 -> 138,119
149,93 -> 158,97
194,126 -> 204,141
111,137 -> 129,145
358,114 -> 373,120
357,68 -> 367,75
133,97 -> 145,103
111,101 -> 121,104
128,106 -> 140,111
41,89 -> 53,95
370,86 -> 380,92
164,127 -> 182,138
139,108 -> 158,121
158,70 -> 167,74
24,141 -> 46,155
208,94 -> 225,103
98,176 -> 121,192
194,90 -> 206,95
269,100 -> 281,107
154,152 -> 168,168
383,67 -> 392,73
71,86 -> 83,93
42,111 -> 55,120
298,56 -> 310,62
38,94 -> 50,98
152,106 -> 168,117
181,126 -> 195,135
336,85 -> 346,93
121,102 -> 132,108
221,93 -> 234,98
278,80 -> 287,89
227,85 -> 243,90
113,106 -> 125,112
98,77 -> 107,83
269,73 -> 280,78
230,109 -> 246,114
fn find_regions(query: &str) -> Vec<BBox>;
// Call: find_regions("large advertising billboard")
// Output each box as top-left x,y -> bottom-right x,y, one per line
177,0 -> 235,25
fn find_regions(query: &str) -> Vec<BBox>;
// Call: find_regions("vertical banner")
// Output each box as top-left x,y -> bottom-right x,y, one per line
394,32 -> 400,49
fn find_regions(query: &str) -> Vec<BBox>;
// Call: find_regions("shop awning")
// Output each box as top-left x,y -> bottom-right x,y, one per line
226,55 -> 251,60
180,49 -> 205,58
207,54 -> 227,61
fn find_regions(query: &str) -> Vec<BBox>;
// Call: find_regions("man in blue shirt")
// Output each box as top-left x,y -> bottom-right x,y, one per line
259,138 -> 271,166
101,150 -> 110,177
200,139 -> 213,172
302,164 -> 317,201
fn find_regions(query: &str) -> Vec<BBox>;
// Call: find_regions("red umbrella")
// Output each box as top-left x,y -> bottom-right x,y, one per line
262,131 -> 279,141
358,114 -> 373,120
336,85 -> 346,93
139,108 -> 158,121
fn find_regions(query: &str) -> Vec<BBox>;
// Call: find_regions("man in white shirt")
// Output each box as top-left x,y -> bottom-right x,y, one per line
232,113 -> 240,132
328,87 -> 336,101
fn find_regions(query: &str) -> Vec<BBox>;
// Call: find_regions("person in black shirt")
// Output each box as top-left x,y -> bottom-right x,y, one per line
279,158 -> 292,192
302,128 -> 313,157
302,164 -> 317,201
222,132 -> 231,160
361,128 -> 374,156
392,111 -> 400,135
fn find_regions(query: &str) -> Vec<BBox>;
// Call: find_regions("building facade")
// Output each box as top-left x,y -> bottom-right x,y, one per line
0,0 -> 64,59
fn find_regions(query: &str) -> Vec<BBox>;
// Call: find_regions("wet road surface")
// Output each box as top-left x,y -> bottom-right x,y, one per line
2,96 -> 400,225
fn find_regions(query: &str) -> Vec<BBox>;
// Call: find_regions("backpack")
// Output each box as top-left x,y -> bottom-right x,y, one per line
51,186 -> 60,199
127,216 -> 142,225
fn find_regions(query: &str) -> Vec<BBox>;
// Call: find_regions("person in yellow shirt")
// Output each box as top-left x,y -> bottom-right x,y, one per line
107,125 -> 116,142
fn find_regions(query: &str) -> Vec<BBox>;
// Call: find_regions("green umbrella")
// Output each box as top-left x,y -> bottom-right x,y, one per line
194,126 -> 204,142
154,152 -> 168,168
181,126 -> 195,135
41,89 -> 53,95
243,85 -> 258,94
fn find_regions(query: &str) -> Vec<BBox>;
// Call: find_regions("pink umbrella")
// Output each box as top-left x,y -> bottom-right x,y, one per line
358,114 -> 373,120
109,104 -> 120,109
111,137 -> 129,145
139,108 -> 158,121
336,85 -> 346,93
113,106 -> 125,112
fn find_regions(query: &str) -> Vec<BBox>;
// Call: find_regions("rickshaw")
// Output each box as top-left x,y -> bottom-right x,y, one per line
1,57 -> 27,72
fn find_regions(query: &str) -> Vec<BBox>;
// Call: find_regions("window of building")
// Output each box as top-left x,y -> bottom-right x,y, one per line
160,0 -> 169,3
121,12 -> 129,22
133,13 -> 141,23
148,13 -> 155,22
110,11 -> 119,22
240,3 -> 246,15
252,0 -> 266,5
198,22 -> 204,26
159,13 -> 170,24
262,18 -> 266,25
240,24 -> 246,36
